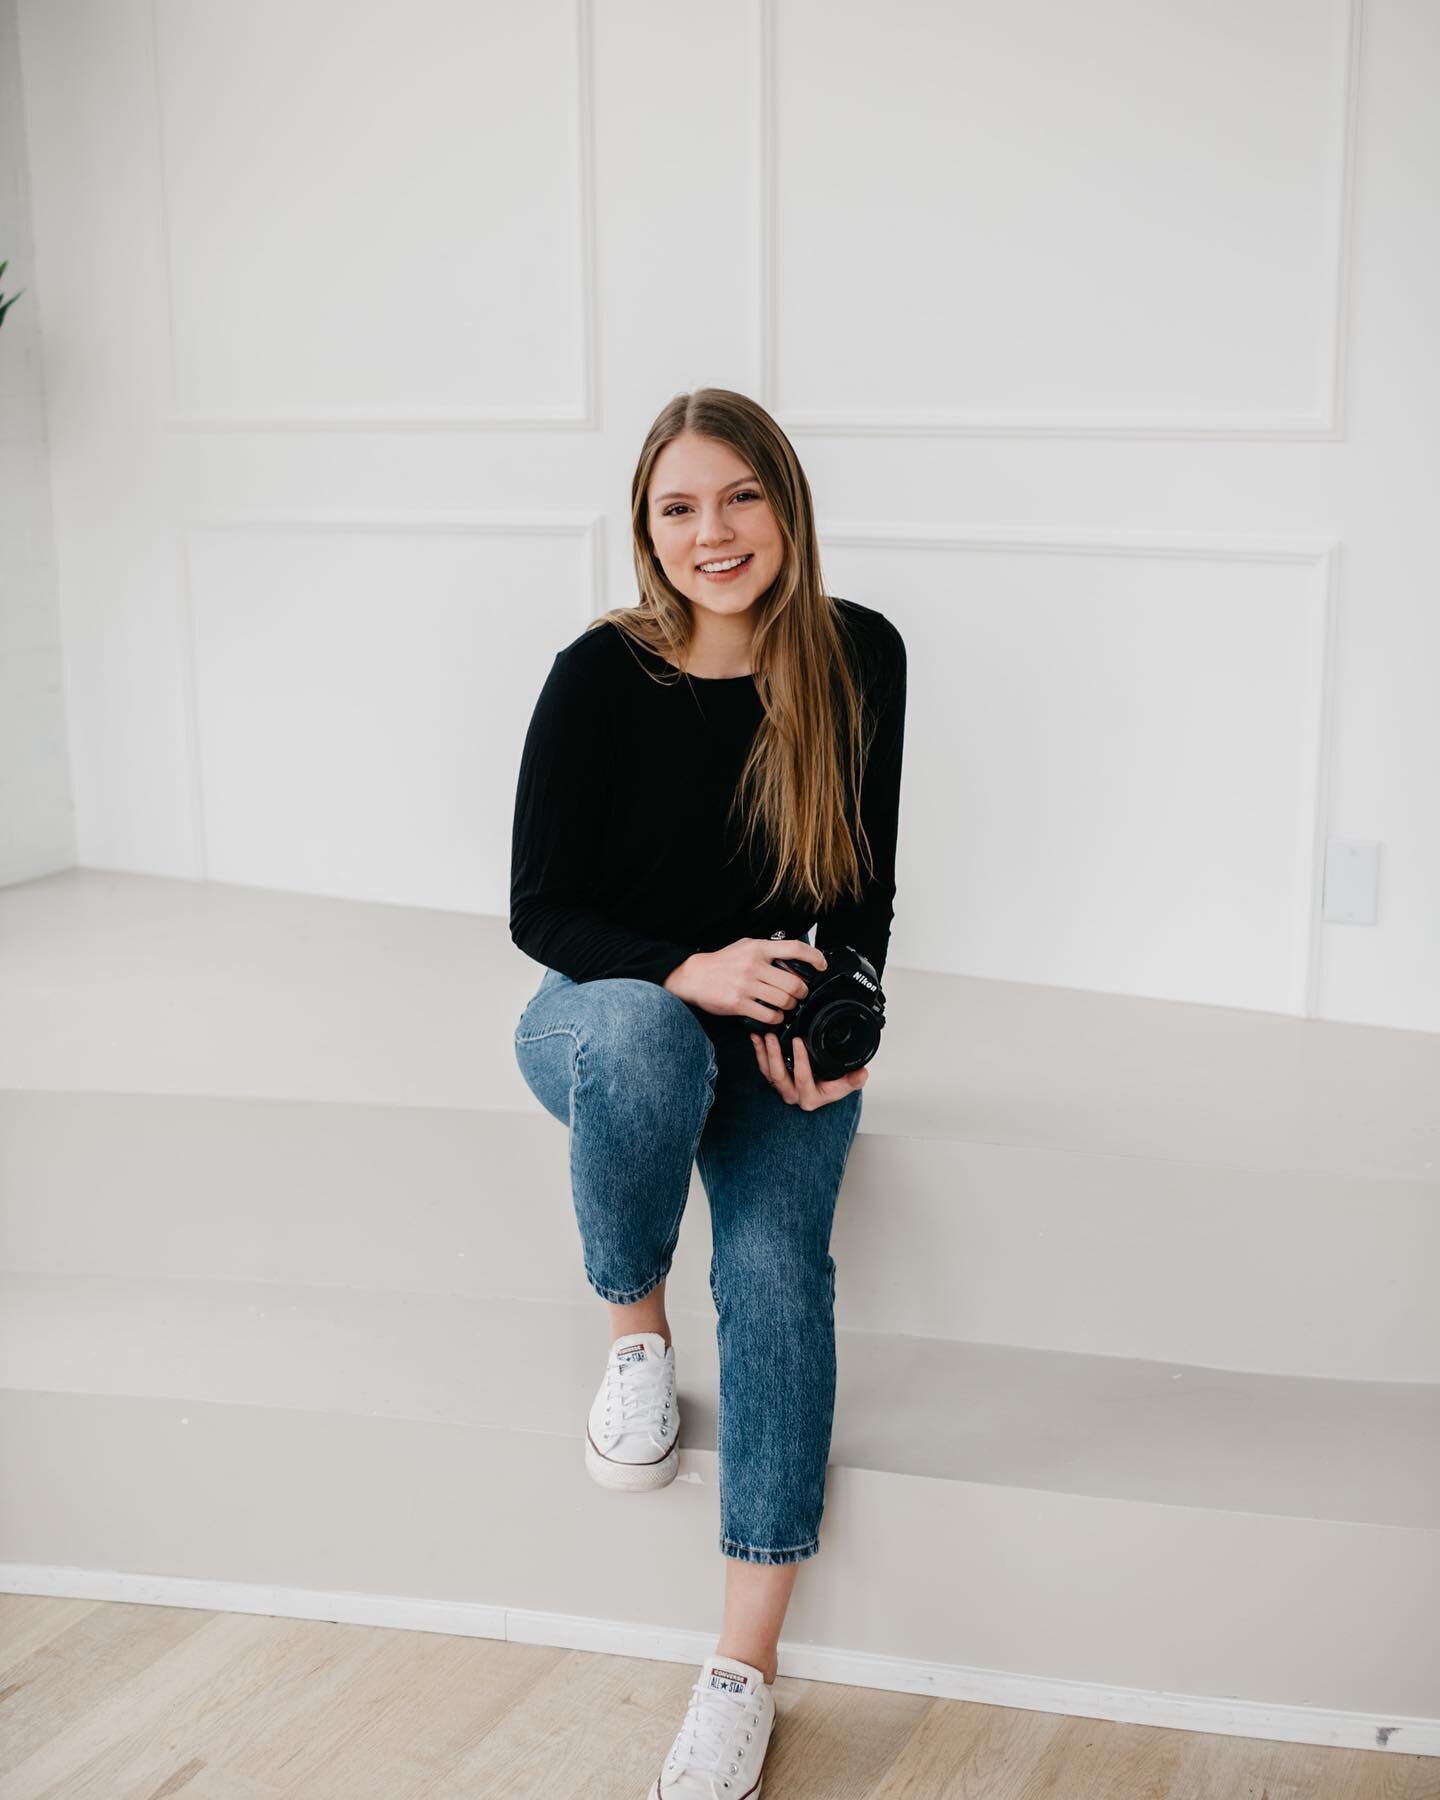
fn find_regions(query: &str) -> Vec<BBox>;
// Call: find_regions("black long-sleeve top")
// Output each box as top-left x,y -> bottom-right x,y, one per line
509,597 -> 907,1007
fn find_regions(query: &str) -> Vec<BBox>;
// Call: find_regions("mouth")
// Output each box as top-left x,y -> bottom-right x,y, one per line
696,553 -> 754,580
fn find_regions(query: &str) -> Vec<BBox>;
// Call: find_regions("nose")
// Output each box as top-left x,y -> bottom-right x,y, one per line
694,504 -> 734,547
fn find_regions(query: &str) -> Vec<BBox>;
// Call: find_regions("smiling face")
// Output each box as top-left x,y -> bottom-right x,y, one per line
646,432 -> 785,627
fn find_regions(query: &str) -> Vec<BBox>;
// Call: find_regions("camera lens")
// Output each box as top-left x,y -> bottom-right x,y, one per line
810,1000 -> 881,1072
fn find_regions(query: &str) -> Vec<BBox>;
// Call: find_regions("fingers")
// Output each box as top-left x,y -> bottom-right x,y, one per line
772,938 -> 827,968
755,968 -> 813,1012
751,1030 -> 786,1086
752,980 -> 798,1017
791,1036 -> 844,1106
763,944 -> 827,992
749,1032 -> 867,1109
750,1030 -> 795,1101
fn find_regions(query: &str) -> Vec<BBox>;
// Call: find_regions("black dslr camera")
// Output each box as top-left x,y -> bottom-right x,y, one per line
758,928 -> 887,1081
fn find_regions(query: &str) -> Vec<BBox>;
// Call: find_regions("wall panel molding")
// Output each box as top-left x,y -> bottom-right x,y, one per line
175,510 -> 605,881
763,0 -> 1362,442
152,0 -> 600,432
818,521 -> 1340,1014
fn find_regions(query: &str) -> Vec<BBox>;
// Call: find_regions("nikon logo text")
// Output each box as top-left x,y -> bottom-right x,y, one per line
852,972 -> 877,991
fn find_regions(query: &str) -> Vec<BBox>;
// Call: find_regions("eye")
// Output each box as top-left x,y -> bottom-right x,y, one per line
661,490 -> 762,518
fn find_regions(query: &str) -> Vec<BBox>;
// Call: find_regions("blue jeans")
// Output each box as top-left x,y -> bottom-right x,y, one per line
513,965 -> 864,1565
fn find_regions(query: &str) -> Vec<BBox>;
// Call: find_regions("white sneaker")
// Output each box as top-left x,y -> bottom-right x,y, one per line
585,1331 -> 680,1491
651,1653 -> 776,1798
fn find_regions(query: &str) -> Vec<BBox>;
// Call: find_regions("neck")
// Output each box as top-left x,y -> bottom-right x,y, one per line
685,607 -> 757,677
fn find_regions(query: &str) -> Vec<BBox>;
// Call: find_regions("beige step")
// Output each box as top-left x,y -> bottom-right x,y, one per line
2,1379 -> 1435,1729
2,871 -> 1437,1184
2,867 -> 1436,1742
2,1086 -> 1435,1379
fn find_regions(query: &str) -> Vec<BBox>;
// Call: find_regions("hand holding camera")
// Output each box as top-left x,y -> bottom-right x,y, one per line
663,929 -> 887,1094
662,936 -> 826,1024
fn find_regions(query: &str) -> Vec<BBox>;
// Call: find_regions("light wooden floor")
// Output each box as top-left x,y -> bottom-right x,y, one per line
0,1596 -> 1433,1800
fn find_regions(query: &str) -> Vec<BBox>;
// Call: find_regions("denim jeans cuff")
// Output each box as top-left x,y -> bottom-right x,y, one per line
585,1265 -> 670,1305
719,1536 -> 820,1565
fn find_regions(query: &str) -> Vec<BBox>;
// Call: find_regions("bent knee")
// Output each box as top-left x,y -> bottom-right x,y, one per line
578,977 -> 716,1085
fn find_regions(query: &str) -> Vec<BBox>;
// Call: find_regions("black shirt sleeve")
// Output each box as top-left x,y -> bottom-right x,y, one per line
813,612 -> 907,984
509,644 -> 697,986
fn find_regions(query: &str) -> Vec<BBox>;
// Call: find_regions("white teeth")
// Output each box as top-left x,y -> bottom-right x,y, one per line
698,554 -> 751,573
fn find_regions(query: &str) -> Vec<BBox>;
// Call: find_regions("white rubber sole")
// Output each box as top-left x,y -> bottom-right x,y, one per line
585,1431 -> 680,1491
649,1777 -> 762,1798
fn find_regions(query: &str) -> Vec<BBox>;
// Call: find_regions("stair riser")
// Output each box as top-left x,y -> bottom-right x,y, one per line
3,1092 -> 1435,1380
2,1388 -> 1434,1719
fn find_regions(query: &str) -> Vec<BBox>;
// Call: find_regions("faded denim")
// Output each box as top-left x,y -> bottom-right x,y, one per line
513,963 -> 864,1565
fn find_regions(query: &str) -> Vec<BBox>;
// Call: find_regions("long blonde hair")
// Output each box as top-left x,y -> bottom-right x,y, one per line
589,387 -> 876,915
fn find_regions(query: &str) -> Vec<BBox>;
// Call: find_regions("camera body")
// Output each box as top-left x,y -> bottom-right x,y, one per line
759,928 -> 887,1081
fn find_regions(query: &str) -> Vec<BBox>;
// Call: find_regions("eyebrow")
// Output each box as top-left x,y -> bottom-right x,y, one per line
653,474 -> 760,504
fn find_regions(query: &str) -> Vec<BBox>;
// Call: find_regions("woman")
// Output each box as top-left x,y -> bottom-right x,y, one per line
510,386 -> 907,1796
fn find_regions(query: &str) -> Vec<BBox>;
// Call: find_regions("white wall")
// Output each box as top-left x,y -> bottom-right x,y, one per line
0,0 -> 72,882
11,0 -> 1440,1031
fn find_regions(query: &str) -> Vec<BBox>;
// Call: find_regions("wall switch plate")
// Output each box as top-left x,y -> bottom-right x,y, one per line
1322,840 -> 1380,925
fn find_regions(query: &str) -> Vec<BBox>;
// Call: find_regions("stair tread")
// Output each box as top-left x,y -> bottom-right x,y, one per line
3,870 -> 1438,1181
5,1086 -> 1436,1384
3,1272 -> 1435,1529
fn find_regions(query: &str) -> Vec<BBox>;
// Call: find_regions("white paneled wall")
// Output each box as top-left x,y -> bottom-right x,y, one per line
181,515 -> 599,909
830,528 -> 1335,1011
0,0 -> 73,882
770,0 -> 1352,435
154,0 -> 594,426
11,0 -> 1440,1031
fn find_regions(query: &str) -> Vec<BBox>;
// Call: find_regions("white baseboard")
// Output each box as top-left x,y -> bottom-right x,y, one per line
2,1563 -> 1433,1759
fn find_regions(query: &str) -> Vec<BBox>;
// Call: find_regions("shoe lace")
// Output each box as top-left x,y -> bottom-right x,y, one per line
667,1682 -> 757,1796
606,1355 -> 673,1445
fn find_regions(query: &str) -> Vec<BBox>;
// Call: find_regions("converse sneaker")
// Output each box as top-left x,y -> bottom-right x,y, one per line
585,1331 -> 680,1491
651,1652 -> 776,1798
